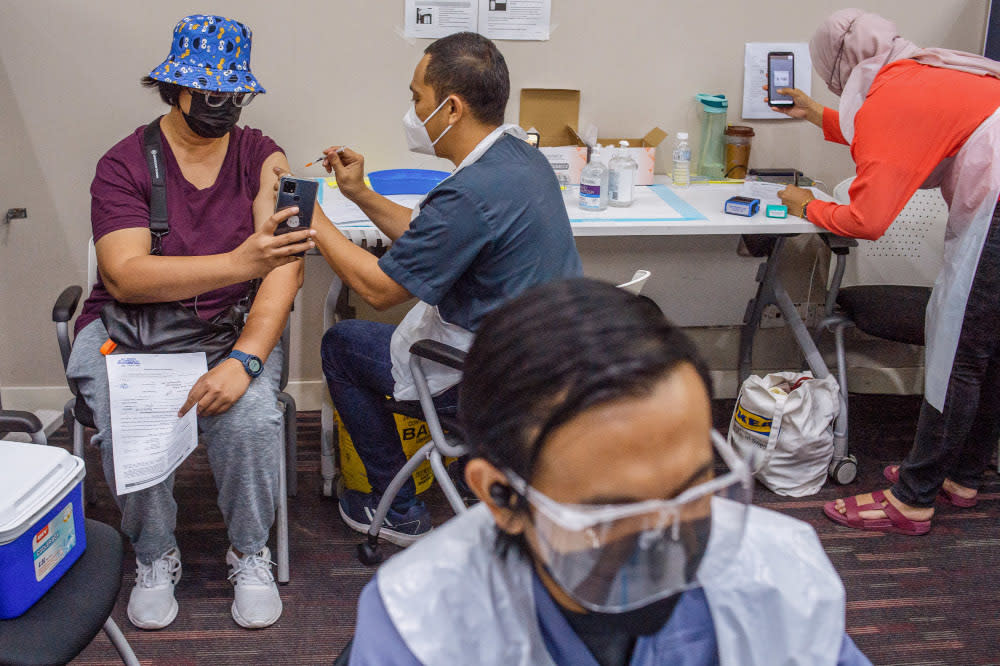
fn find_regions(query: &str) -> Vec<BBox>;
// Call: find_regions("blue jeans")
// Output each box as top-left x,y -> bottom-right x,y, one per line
321,319 -> 458,506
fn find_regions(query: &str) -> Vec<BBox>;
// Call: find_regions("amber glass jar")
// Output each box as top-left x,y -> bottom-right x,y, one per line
724,125 -> 755,179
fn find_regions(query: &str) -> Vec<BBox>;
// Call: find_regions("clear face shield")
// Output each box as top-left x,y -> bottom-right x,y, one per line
505,430 -> 753,613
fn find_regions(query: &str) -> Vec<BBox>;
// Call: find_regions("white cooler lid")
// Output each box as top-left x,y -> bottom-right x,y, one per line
0,441 -> 86,544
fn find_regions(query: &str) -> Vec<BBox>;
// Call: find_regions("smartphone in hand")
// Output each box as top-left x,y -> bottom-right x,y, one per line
767,51 -> 795,107
274,176 -> 318,256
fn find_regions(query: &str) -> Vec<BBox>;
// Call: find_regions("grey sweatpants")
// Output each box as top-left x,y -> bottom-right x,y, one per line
67,319 -> 283,564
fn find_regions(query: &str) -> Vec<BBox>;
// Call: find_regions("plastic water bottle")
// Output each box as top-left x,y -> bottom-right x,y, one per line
672,132 -> 691,187
608,140 -> 638,207
579,145 -> 609,211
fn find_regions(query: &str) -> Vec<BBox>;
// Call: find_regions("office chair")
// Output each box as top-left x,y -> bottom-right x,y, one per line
0,407 -> 45,445
353,271 -> 653,565
0,519 -> 139,666
819,179 -> 949,481
319,269 -> 653,497
51,239 -> 296,582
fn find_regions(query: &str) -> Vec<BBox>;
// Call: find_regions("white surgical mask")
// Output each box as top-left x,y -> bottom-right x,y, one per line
403,96 -> 453,155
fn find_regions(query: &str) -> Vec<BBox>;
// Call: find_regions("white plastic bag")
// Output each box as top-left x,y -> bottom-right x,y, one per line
728,372 -> 840,497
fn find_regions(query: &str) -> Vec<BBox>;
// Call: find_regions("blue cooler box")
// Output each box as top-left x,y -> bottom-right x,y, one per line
0,441 -> 86,619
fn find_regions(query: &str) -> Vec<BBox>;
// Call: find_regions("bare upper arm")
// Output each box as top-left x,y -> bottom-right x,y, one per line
253,151 -> 290,230
94,227 -> 153,288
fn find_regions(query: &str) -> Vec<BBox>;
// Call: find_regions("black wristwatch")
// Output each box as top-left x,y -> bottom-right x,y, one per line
227,349 -> 264,378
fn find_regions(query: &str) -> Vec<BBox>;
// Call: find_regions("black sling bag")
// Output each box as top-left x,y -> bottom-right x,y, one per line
100,117 -> 257,367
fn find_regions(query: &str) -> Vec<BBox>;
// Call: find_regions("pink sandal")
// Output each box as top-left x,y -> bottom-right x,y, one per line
823,489 -> 932,535
883,465 -> 978,508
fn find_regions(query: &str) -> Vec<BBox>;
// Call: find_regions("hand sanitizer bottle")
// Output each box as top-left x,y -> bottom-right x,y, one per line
579,145 -> 609,211
608,140 -> 638,207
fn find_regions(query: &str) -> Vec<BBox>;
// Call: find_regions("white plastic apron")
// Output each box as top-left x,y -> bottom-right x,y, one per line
839,64 -> 1000,412
922,108 -> 1000,411
376,501 -> 846,666
390,124 -> 527,400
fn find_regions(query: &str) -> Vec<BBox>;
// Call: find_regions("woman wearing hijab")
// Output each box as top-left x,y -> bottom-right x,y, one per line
774,9 -> 1000,535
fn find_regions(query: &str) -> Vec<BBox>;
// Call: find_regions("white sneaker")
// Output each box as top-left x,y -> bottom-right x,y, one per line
226,546 -> 282,629
127,547 -> 181,630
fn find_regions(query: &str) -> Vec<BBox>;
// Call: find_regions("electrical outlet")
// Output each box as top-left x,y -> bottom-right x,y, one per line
758,302 -> 821,329
4,208 -> 27,224
759,304 -> 784,328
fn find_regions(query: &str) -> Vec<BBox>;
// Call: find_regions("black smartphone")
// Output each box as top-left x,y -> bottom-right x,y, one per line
767,51 -> 795,107
274,176 -> 318,256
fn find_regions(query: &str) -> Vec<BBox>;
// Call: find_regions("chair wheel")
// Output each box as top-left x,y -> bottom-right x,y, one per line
357,540 -> 384,566
830,456 -> 858,485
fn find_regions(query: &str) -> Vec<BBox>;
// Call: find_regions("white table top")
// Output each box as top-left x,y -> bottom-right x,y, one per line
321,175 -> 828,240
566,179 -> 827,237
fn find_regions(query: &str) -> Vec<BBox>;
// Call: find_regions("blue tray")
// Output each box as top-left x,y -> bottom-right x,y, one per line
368,169 -> 449,195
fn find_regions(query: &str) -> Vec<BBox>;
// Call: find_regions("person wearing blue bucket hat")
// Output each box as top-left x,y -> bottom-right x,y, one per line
65,14 -> 314,631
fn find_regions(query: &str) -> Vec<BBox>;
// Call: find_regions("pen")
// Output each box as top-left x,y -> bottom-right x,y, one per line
304,146 -> 347,168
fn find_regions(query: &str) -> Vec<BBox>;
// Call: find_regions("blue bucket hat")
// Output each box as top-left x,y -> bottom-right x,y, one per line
148,14 -> 265,93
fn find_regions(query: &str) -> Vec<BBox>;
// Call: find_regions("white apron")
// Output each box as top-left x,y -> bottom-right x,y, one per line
839,65 -> 1000,411
377,501 -> 847,666
390,124 -> 527,400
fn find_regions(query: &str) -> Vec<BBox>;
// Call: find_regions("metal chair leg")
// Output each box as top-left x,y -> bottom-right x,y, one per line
102,618 -> 140,666
278,393 -> 297,497
320,403 -> 337,497
73,419 -> 99,505
276,422 -> 290,584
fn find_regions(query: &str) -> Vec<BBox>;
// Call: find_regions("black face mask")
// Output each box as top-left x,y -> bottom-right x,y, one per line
182,93 -> 242,139
562,590 -> 684,636
545,516 -> 713,636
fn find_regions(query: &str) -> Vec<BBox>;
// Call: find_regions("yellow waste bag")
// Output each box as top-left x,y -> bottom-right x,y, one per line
335,408 -> 436,495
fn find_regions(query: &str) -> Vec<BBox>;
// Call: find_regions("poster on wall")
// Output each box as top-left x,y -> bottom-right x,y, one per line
741,42 -> 812,120
477,0 -> 551,40
403,0 -> 551,40
404,0 -> 477,39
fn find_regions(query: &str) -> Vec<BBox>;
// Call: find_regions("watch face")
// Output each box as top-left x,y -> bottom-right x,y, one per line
247,358 -> 263,374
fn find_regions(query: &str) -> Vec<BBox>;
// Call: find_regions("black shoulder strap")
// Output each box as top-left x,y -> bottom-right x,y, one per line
142,117 -> 169,256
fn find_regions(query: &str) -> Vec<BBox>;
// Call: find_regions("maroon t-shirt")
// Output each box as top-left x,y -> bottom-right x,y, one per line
76,124 -> 283,335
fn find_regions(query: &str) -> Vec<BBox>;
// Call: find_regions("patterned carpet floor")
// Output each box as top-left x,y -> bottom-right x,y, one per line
62,396 -> 999,665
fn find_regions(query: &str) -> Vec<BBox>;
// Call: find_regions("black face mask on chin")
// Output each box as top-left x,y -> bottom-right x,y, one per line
547,516 -> 713,637
181,93 -> 242,139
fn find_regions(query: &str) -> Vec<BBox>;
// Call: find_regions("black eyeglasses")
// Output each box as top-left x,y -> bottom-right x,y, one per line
198,90 -> 258,108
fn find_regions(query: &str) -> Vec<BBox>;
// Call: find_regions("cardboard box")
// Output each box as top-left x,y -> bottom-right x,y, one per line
519,88 -> 588,184
597,128 -> 668,186
518,88 -> 667,185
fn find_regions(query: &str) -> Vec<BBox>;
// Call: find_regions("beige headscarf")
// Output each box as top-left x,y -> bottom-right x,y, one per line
810,9 -> 1000,142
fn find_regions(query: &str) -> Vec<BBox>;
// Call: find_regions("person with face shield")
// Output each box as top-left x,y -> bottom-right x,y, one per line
770,9 -> 1000,536
67,15 -> 315,630
303,32 -> 582,544
346,279 -> 870,666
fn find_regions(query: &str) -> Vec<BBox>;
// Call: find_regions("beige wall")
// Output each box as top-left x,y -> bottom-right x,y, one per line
0,0 -> 987,410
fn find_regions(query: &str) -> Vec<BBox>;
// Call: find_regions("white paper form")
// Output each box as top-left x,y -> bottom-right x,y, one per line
106,352 -> 207,495
739,181 -> 829,208
404,0 -> 477,39
742,43 -> 812,120
477,0 -> 550,40
317,181 -> 425,225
